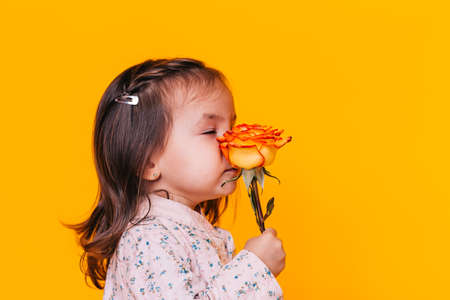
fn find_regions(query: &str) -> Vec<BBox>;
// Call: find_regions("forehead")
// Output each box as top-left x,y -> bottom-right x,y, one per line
171,79 -> 236,123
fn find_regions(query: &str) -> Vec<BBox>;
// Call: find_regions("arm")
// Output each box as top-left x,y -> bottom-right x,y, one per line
119,230 -> 283,299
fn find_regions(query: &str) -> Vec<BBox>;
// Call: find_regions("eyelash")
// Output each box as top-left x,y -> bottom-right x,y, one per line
203,121 -> 234,135
203,129 -> 217,135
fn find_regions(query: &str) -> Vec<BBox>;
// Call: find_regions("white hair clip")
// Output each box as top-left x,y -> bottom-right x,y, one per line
114,94 -> 139,105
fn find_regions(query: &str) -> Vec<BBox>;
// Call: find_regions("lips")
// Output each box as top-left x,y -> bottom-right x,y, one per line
224,167 -> 238,173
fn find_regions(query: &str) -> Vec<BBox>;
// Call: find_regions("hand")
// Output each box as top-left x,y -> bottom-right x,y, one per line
243,227 -> 286,277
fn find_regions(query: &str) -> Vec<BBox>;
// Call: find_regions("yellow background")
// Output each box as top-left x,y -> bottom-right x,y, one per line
1,0 -> 449,299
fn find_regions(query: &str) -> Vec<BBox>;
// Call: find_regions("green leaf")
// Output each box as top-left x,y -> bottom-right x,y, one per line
262,167 -> 281,184
263,197 -> 275,221
255,167 -> 265,193
242,168 -> 256,194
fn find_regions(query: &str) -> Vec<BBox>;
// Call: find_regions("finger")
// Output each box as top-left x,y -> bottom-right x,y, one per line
264,227 -> 277,236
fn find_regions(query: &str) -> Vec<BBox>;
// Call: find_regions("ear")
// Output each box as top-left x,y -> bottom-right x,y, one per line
142,161 -> 161,181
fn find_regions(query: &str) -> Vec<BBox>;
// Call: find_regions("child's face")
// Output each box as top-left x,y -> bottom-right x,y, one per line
148,81 -> 239,208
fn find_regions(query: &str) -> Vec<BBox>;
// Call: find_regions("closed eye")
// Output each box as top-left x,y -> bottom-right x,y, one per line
203,130 -> 217,135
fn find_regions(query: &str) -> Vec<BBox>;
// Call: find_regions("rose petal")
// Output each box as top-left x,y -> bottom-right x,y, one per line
259,145 -> 278,166
229,145 -> 265,169
216,136 -> 226,142
230,138 -> 262,148
217,123 -> 292,168
274,136 -> 292,148
219,143 -> 230,162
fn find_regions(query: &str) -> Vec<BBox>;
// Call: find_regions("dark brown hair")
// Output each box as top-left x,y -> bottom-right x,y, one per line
62,58 -> 237,290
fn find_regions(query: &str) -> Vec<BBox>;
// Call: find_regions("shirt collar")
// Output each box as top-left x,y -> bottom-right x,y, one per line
136,192 -> 219,235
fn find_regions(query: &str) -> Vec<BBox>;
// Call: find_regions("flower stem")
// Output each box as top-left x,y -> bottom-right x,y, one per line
251,176 -> 266,233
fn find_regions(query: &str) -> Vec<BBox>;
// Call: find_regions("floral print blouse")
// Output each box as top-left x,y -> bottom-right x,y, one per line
103,192 -> 283,299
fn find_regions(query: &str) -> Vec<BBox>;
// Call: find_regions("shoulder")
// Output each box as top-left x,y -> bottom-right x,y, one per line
116,217 -> 189,262
110,220 -> 198,297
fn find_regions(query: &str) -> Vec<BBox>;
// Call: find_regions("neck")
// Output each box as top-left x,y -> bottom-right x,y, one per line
150,189 -> 200,212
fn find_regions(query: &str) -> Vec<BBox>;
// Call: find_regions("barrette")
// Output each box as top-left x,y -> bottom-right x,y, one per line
114,94 -> 139,105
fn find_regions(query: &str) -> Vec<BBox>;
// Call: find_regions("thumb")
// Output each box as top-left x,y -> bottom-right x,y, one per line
263,227 -> 277,237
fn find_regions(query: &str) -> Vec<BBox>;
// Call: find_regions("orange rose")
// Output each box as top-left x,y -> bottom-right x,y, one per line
216,123 -> 292,169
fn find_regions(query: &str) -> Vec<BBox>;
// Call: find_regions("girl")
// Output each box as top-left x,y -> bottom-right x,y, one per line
66,58 -> 286,299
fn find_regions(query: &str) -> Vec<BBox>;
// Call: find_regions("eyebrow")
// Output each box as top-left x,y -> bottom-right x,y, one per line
197,113 -> 237,124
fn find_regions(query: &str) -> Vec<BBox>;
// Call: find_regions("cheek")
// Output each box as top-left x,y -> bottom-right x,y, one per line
204,138 -> 223,159
192,140 -> 221,164
160,136 -> 222,175
188,140 -> 223,176
159,137 -> 190,170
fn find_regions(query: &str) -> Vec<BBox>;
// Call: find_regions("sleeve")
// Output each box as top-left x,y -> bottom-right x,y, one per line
119,229 -> 284,300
